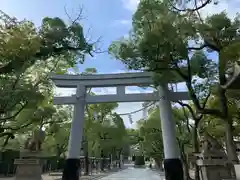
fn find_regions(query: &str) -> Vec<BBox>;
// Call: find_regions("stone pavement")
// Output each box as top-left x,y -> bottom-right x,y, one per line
41,168 -> 124,180
0,165 -> 164,180
99,166 -> 165,180
0,171 -> 117,180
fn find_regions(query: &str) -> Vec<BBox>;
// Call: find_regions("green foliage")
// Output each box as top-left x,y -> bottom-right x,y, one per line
199,94 -> 240,141
172,107 -> 193,155
134,156 -> 145,166
85,102 -> 127,158
135,105 -> 193,170
0,10 -> 129,166
0,11 -> 93,144
109,0 -> 240,162
137,109 -> 164,160
109,0 -> 239,95
108,0 -> 219,88
126,129 -> 140,145
42,105 -> 72,157
0,12 -> 93,75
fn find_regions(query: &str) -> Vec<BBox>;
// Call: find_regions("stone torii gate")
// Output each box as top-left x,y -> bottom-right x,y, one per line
50,72 -> 190,180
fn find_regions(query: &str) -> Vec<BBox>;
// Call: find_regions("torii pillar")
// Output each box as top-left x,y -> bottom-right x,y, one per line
158,84 -> 183,180
62,85 -> 86,180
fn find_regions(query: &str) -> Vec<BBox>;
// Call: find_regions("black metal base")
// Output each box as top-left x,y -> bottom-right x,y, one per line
164,158 -> 184,180
62,158 -> 80,180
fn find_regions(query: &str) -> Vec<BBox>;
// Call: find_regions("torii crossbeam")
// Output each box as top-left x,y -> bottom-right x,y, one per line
51,72 -> 189,104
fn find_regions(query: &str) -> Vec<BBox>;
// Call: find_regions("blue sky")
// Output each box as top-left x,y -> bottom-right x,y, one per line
1,0 -> 146,128
2,0 -> 239,128
1,0 -> 134,73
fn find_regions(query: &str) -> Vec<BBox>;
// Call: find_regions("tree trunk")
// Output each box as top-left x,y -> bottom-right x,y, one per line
84,151 -> 89,175
218,66 -> 238,161
100,150 -> 104,171
118,149 -> 122,168
218,85 -> 238,163
56,146 -> 62,158
153,158 -> 162,170
182,155 -> 191,180
224,120 -> 238,163
180,144 -> 191,180
193,123 -> 200,180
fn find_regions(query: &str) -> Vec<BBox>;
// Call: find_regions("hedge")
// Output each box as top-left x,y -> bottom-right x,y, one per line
134,156 -> 145,166
0,150 -> 111,176
0,150 -> 64,175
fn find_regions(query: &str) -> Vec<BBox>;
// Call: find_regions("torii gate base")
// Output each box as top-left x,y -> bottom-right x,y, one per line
50,72 -> 187,180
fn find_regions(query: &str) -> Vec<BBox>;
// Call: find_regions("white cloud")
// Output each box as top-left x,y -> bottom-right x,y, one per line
113,19 -> 131,26
199,0 -> 240,19
123,33 -> 129,39
121,0 -> 140,12
120,20 -> 131,25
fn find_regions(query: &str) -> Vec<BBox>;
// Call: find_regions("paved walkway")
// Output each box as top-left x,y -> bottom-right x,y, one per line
0,165 -> 165,180
100,167 -> 164,180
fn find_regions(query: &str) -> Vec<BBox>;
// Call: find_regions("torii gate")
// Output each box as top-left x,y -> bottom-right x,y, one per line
50,72 -> 189,180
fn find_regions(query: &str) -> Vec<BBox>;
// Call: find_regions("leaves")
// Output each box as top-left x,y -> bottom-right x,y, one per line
109,1 -> 198,84
136,108 -> 163,159
135,106 -> 194,162
0,11 -> 96,143
109,0 -> 240,163
0,11 -> 93,75
85,103 -> 127,157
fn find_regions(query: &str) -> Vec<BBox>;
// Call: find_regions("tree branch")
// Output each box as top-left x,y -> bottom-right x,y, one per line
177,101 -> 202,121
0,41 -> 93,75
188,40 -> 220,52
202,92 -> 211,108
169,0 -> 211,12
3,120 -> 33,131
182,106 -> 192,133
0,102 -> 28,122
1,134 -> 12,149
188,44 -> 207,51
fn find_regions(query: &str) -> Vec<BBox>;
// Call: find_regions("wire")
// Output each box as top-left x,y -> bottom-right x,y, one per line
117,102 -> 156,116
117,95 -> 165,116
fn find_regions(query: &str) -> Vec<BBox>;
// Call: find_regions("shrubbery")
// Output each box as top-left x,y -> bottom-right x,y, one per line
0,150 -> 64,175
134,156 -> 145,166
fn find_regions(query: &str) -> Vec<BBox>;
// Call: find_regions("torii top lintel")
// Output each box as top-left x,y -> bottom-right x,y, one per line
50,72 -> 155,88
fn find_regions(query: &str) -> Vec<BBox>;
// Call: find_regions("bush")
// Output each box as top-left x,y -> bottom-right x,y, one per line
0,151 -> 65,175
0,150 -> 19,175
134,156 -> 145,166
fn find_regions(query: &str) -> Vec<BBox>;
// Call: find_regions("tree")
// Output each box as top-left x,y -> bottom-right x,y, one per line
85,103 -> 126,157
199,94 -> 240,143
167,0 -> 213,12
0,10 -> 94,144
173,107 -> 193,180
137,105 -> 193,179
0,11 -> 92,75
137,109 -> 164,168
84,102 -> 127,170
109,0 -> 240,163
42,105 -> 72,157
